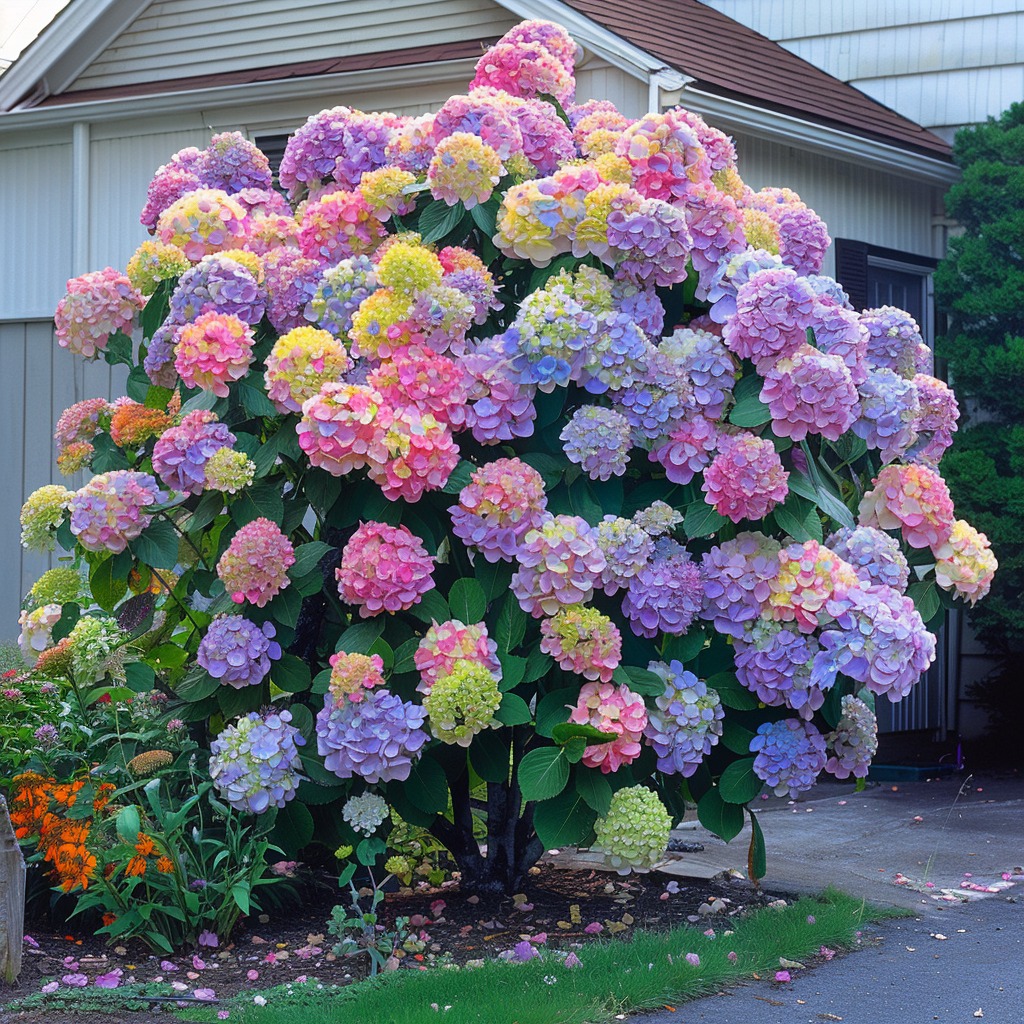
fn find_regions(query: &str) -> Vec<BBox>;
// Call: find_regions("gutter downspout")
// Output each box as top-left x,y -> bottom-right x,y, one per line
71,121 -> 90,276
648,68 -> 692,114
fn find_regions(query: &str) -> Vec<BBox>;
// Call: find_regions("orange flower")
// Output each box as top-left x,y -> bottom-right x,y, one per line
125,855 -> 147,877
109,402 -> 174,448
102,913 -> 117,927
134,833 -> 156,857
156,856 -> 175,874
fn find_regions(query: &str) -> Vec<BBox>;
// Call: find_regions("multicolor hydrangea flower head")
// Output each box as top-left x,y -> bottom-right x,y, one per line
310,255 -> 379,337
826,525 -> 910,593
934,519 -> 997,605
860,306 -> 926,377
825,696 -> 877,780
168,253 -> 265,325
428,133 -> 504,209
414,620 -> 501,695
262,248 -> 322,333
511,514 -> 606,617
768,540 -> 859,632
109,401 -> 175,449
632,500 -> 683,538
540,605 -> 622,682
327,652 -> 386,704
615,110 -> 709,202
69,472 -> 162,553
217,517 -> 295,607
909,374 -> 959,465
140,164 -> 202,232
156,189 -> 250,261
608,198 -> 693,288
858,463 -> 955,554
650,414 -> 718,485
336,521 -> 435,616
18,604 -> 62,658
152,410 -> 235,494
568,681 -> 648,773
20,485 -> 73,552
761,344 -> 859,441
358,166 -> 418,220
30,567 -> 82,607
560,406 -> 633,480
471,39 -> 574,105
197,617 -> 281,689
449,458 -> 548,562
700,531 -> 781,637
197,132 -> 273,192
316,686 -> 428,784
750,718 -> 827,797
702,432 -> 789,523
371,406 -> 460,503
204,447 -> 256,494
297,383 -> 389,477
592,786 -> 672,874
297,190 -> 388,263
622,543 -> 704,638
595,515 -> 654,595
209,710 -> 304,813
853,368 -> 920,463
126,240 -> 191,295
55,268 -> 144,358
643,661 -> 724,776
661,328 -> 736,419
174,311 -> 255,397
67,614 -> 126,683
423,661 -> 502,746
264,326 -> 352,413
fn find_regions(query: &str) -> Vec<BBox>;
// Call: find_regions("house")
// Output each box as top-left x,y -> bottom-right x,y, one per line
0,0 -> 959,737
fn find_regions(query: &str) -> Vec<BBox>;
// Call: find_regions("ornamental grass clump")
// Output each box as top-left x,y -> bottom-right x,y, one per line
13,17 -> 995,918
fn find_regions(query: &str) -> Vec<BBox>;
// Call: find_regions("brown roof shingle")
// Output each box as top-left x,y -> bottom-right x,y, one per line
563,0 -> 952,158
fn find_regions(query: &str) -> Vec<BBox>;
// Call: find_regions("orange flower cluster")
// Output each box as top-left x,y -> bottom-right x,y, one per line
9,773 -> 114,891
109,401 -> 175,448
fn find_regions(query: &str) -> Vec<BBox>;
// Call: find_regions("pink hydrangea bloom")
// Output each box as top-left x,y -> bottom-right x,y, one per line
934,519 -> 997,605
217,517 -> 295,608
336,522 -> 435,617
858,463 -> 955,555
760,343 -> 859,441
368,346 -> 468,428
650,415 -> 719,484
702,433 -> 789,523
55,398 -> 110,457
540,604 -> 622,682
608,198 -> 692,288
297,190 -> 388,263
414,620 -> 501,694
174,311 -> 255,397
327,651 -> 386,703
684,181 -> 746,288
511,515 -> 607,617
810,299 -> 869,385
615,111 -> 710,202
499,20 -> 577,73
55,268 -> 144,359
156,188 -> 250,261
296,383 -> 389,477
743,188 -> 831,277
140,166 -> 202,231
470,40 -> 575,105
449,458 -> 548,562
69,471 -> 162,553
371,406 -> 460,503
265,326 -> 353,414
910,374 -> 959,465
767,540 -> 860,633
568,681 -> 647,773
721,268 -> 817,373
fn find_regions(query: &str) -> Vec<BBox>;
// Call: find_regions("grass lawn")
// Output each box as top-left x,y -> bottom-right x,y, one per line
178,888 -> 894,1024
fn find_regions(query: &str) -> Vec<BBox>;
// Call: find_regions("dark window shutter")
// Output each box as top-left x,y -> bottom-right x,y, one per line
834,238 -> 869,311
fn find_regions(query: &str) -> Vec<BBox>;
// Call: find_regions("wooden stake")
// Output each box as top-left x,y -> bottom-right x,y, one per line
0,795 -> 26,984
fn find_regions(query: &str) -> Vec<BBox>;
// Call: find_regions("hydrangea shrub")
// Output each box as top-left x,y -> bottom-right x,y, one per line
18,19 -> 995,896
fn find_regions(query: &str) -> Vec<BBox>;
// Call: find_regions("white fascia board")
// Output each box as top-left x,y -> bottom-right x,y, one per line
678,85 -> 959,186
0,0 -> 151,112
0,58 -> 479,133
493,0 -> 665,78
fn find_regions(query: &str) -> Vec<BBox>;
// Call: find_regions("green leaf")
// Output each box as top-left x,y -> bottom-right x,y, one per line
522,646 -> 550,685
536,92 -> 573,128
419,199 -> 467,243
720,719 -> 757,756
495,593 -> 528,653
612,664 -> 664,697
799,440 -> 856,530
271,654 -> 312,693
697,787 -> 746,842
229,481 -> 284,528
729,373 -> 771,427
407,589 -> 451,625
551,722 -> 616,745
270,801 -> 314,857
356,837 -> 387,866
469,197 -> 500,237
534,687 -> 576,738
269,586 -> 302,628
140,278 -> 174,339
448,578 -> 487,623
116,805 -> 141,843
404,755 -> 449,814
470,730 -> 511,784
231,883 -> 251,915
441,459 -> 476,495
718,757 -> 763,804
517,747 -> 569,802
706,671 -> 759,710
103,330 -> 134,369
393,637 -> 420,675
125,365 -> 153,403
290,541 -> 333,579
125,662 -> 156,693
747,809 -> 767,884
185,491 -> 225,533
238,378 -> 279,418
684,499 -> 727,540
575,768 -> 612,814
497,652 -> 526,692
533,787 -> 597,849
662,628 -> 707,664
90,554 -> 130,611
520,452 -> 565,490
146,643 -> 190,670
304,470 -> 343,515
130,517 -> 180,569
495,692 -> 532,726
562,737 -> 587,764
335,619 -> 385,655
219,684 -> 258,719
174,666 -> 219,702
773,493 -> 823,543
908,580 -> 942,625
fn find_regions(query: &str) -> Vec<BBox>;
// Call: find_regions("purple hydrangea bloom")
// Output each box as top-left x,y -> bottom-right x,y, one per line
279,105 -> 358,198
144,321 -> 178,388
510,97 -> 576,175
810,299 -> 869,385
853,367 -> 920,463
462,338 -> 538,444
263,250 -> 323,334
197,616 -> 281,689
825,695 -> 878,780
750,718 -> 827,797
561,406 -> 633,480
643,661 -> 724,776
860,306 -> 925,378
700,531 -> 782,638
622,542 -> 703,638
608,198 -> 693,288
705,248 -> 783,324
595,515 -> 654,595
311,256 -> 379,337
826,525 -> 910,593
773,203 -> 830,277
330,112 -> 395,189
316,687 -> 429,784
197,132 -> 273,192
660,327 -> 736,419
581,311 -> 650,394
908,374 -> 959,466
168,254 -> 266,326
611,279 -> 665,337
140,166 -> 202,232
209,710 -> 304,813
152,410 -> 235,495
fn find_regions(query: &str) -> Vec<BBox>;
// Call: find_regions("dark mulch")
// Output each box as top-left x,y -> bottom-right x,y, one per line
1,864 -> 776,1021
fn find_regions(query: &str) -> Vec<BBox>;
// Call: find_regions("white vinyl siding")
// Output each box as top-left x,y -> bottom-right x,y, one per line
69,0 -> 516,91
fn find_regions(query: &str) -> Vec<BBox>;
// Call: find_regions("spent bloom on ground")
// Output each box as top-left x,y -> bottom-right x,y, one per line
593,785 -> 672,873
197,617 -> 281,689
643,662 -> 724,776
209,709 -> 305,813
217,517 -> 296,607
336,521 -> 435,616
